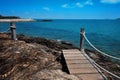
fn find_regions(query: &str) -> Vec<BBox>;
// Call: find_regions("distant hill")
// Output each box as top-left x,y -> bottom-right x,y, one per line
36,19 -> 53,22
0,15 -> 20,19
116,18 -> 120,20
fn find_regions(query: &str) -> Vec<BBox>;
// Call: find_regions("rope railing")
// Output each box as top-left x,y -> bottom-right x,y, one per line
82,32 -> 120,61
82,50 -> 120,79
82,50 -> 107,80
0,28 -> 10,33
79,29 -> 120,79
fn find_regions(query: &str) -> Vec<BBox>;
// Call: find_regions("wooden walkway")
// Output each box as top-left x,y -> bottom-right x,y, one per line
62,49 -> 104,80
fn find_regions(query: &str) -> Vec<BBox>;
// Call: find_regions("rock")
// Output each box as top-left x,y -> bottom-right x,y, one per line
0,33 -> 80,80
61,41 -> 73,46
17,34 -> 77,50
31,69 -> 81,80
15,51 -> 20,54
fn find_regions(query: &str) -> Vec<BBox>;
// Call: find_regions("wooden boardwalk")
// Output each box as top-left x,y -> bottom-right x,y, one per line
62,49 -> 104,80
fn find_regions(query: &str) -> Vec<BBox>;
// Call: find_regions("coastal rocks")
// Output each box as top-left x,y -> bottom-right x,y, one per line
57,39 -> 73,46
31,69 -> 80,80
17,34 -> 77,50
85,49 -> 120,80
0,33 -> 79,80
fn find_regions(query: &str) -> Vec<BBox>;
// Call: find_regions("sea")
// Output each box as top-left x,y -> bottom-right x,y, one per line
0,19 -> 120,59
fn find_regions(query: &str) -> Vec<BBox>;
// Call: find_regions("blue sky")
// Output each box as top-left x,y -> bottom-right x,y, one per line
0,0 -> 120,19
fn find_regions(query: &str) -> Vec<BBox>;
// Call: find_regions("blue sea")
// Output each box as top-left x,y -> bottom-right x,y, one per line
0,19 -> 120,58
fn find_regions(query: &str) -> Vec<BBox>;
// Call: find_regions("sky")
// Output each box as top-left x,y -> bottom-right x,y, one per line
0,0 -> 120,19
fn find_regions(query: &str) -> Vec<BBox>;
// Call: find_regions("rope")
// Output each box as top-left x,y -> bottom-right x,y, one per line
82,32 -> 120,61
82,50 -> 120,79
85,53 -> 107,79
82,51 -> 107,80
0,28 -> 10,33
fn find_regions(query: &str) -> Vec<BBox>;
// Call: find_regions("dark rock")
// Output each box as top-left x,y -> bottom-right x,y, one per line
17,34 -> 77,50
0,33 -> 79,80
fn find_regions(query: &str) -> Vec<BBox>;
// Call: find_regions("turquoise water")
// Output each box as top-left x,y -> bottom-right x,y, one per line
0,19 -> 120,58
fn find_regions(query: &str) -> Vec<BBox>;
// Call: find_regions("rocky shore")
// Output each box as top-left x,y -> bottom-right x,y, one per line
0,33 -> 120,80
85,49 -> 120,80
0,33 -> 80,80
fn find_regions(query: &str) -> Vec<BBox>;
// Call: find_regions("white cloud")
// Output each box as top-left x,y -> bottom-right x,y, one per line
61,4 -> 69,8
61,2 -> 83,8
101,0 -> 120,4
85,0 -> 93,5
43,7 -> 50,11
76,2 -> 84,7
61,0 -> 93,9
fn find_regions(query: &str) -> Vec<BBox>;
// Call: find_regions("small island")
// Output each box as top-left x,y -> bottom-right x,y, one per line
36,19 -> 53,22
116,18 -> 120,20
0,15 -> 20,19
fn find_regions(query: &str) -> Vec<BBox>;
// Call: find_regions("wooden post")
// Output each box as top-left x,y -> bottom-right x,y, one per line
10,22 -> 17,40
80,28 -> 84,51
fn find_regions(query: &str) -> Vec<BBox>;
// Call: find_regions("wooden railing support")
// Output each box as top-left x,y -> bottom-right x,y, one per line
10,22 -> 17,40
80,28 -> 84,51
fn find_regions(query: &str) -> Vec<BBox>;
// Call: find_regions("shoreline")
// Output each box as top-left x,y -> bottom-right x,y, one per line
0,33 -> 120,80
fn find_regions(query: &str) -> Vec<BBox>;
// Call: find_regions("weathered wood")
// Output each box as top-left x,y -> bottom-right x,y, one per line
67,64 -> 94,68
64,54 -> 84,57
64,56 -> 86,60
80,28 -> 84,51
0,19 -> 35,40
66,60 -> 90,64
10,22 -> 17,40
69,68 -> 98,74
78,73 -> 103,80
62,49 -> 104,80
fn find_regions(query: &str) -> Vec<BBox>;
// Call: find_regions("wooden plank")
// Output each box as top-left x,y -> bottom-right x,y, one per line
63,49 -> 79,51
63,53 -> 84,56
63,50 -> 80,52
78,74 -> 103,80
62,49 -> 104,80
64,56 -> 86,59
64,55 -> 84,58
63,52 -> 81,54
63,50 -> 81,52
66,60 -> 90,64
69,68 -> 98,74
67,64 -> 94,68
63,52 -> 82,54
